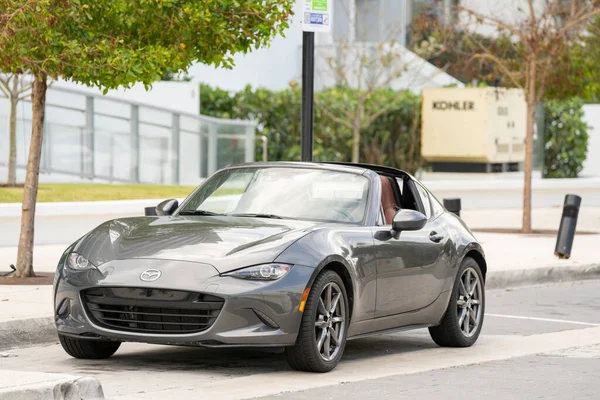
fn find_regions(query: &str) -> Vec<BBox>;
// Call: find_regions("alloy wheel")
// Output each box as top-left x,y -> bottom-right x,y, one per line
456,267 -> 483,337
314,282 -> 346,361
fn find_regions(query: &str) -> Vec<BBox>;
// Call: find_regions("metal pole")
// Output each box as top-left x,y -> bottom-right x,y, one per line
109,135 -> 114,183
130,105 -> 140,183
199,126 -> 204,178
171,114 -> 180,185
80,128 -> 85,179
301,31 -> 315,162
161,137 -> 168,185
208,123 -> 218,176
85,96 -> 95,179
260,135 -> 268,162
244,124 -> 255,163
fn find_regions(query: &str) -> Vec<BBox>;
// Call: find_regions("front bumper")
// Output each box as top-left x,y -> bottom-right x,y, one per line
54,259 -> 314,347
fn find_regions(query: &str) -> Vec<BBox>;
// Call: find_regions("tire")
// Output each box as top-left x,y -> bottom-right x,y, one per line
285,270 -> 349,372
59,334 -> 121,359
429,257 -> 485,347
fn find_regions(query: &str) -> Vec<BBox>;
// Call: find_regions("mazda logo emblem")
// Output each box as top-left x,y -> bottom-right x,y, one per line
140,269 -> 162,282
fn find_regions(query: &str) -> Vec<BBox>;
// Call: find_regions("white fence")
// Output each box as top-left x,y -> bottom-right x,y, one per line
0,85 -> 257,185
582,104 -> 600,178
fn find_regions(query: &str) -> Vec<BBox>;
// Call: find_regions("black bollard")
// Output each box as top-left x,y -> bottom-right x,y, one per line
144,206 -> 157,216
444,198 -> 462,217
554,194 -> 582,259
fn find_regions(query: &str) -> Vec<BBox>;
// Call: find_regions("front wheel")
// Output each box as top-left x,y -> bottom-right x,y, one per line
285,270 -> 349,372
59,334 -> 121,359
429,257 -> 485,347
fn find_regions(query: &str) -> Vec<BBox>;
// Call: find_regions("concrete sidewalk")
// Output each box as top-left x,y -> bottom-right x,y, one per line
462,207 -> 600,233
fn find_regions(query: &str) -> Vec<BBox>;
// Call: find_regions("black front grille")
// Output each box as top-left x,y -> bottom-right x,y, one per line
82,287 -> 224,334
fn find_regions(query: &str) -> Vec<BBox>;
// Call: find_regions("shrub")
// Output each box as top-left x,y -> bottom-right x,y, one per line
543,98 -> 589,178
199,84 -> 423,173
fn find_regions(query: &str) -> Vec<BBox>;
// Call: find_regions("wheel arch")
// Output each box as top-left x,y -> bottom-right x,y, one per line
306,256 -> 355,322
463,247 -> 487,282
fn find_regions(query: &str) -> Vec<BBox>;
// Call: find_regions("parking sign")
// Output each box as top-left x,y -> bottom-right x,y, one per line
302,0 -> 332,33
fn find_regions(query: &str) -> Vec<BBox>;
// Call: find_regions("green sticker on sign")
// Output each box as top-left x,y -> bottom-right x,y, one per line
312,0 -> 328,11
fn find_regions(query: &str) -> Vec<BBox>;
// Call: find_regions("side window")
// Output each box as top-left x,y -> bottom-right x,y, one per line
395,177 -> 420,212
414,183 -> 431,219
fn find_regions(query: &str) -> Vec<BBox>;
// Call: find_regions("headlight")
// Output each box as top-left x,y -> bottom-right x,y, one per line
225,263 -> 292,281
66,253 -> 95,271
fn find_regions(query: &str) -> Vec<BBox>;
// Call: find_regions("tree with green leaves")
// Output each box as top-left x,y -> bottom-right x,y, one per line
544,15 -> 600,101
0,0 -> 293,277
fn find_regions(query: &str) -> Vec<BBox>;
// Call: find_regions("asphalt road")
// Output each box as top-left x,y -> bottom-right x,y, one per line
1,280 -> 600,400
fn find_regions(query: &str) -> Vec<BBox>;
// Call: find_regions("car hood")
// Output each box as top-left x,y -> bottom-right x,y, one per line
72,216 -> 321,273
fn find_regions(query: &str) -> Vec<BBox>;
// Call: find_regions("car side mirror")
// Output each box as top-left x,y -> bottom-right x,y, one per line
391,209 -> 427,233
155,199 -> 179,216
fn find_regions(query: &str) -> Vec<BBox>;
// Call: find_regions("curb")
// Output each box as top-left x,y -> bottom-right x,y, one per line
0,371 -> 104,400
0,264 -> 599,351
485,263 -> 600,289
0,317 -> 57,351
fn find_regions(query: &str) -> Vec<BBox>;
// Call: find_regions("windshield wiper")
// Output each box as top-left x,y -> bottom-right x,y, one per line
229,213 -> 294,220
179,210 -> 223,216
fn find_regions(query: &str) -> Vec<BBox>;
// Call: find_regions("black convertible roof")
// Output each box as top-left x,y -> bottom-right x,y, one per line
224,161 -> 412,179
320,162 -> 411,179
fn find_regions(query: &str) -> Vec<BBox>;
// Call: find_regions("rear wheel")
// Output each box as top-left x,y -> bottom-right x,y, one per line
285,270 -> 349,372
429,257 -> 485,347
59,334 -> 121,359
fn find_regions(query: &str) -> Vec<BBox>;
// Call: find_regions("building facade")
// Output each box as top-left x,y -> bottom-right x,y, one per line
189,0 -> 461,92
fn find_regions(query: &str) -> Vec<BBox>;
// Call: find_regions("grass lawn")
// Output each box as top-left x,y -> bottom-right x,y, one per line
0,183 -> 198,203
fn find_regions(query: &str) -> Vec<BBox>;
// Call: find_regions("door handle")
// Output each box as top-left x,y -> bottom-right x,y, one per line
429,231 -> 445,243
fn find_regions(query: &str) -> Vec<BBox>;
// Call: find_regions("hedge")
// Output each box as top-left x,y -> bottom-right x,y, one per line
543,98 -> 589,178
200,84 -> 423,174
200,84 -> 589,178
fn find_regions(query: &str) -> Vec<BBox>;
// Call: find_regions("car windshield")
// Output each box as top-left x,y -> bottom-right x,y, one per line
179,167 -> 370,224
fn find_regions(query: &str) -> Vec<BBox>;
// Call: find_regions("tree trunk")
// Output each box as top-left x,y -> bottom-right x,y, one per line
351,106 -> 363,163
351,124 -> 361,163
14,74 -> 47,278
522,61 -> 536,234
7,94 -> 18,185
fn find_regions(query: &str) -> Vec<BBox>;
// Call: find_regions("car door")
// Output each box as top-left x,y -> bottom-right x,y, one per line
373,178 -> 449,318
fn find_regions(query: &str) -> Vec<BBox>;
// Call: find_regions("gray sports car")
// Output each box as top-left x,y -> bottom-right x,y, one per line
54,162 -> 486,372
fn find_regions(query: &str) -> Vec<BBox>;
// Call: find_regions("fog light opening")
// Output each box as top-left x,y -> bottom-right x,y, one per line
253,309 -> 280,329
57,298 -> 71,318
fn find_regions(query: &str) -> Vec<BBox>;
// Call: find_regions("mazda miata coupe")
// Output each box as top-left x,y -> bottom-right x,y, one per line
54,162 -> 486,372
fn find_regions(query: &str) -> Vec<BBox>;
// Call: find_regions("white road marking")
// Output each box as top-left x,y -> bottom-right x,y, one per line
486,313 -> 600,327
113,327 -> 600,400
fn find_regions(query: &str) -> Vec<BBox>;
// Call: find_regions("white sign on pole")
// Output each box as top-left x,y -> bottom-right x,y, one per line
302,0 -> 332,33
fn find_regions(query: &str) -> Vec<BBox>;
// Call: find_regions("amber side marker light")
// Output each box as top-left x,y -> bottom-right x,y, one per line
298,288 -> 310,312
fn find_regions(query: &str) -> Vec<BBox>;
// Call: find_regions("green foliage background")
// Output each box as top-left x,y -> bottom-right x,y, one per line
201,84 -> 589,178
543,98 -> 590,178
200,84 -> 423,174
